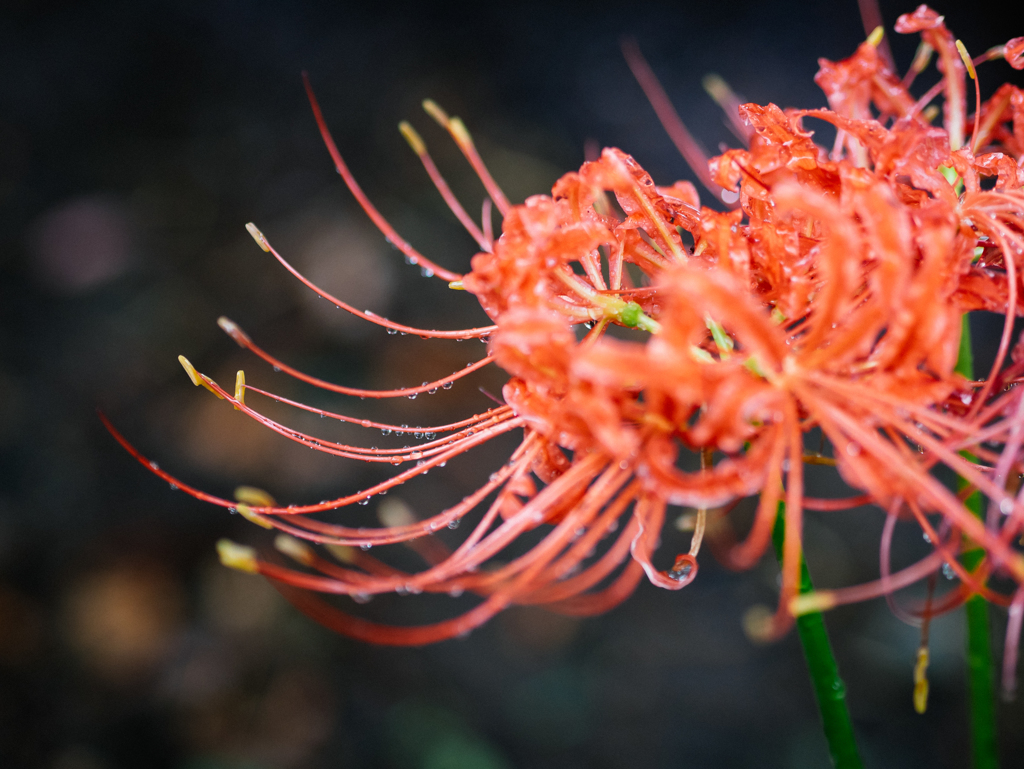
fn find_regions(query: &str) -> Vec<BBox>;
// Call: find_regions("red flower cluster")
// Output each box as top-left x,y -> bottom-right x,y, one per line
107,7 -> 1024,671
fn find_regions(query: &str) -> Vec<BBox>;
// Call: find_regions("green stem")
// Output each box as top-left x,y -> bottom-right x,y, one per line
956,313 -> 1000,769
772,506 -> 863,769
965,589 -> 998,769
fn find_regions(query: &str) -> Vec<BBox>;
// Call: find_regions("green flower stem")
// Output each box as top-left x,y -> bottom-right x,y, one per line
772,506 -> 863,769
965,581 -> 998,769
956,314 -> 999,769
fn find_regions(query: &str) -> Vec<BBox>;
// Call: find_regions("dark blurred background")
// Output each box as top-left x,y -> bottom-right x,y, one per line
3,1 -> 1024,767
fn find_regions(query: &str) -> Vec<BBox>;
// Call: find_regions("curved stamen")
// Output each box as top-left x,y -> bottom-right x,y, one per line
101,407 -> 525,520
620,38 -> 723,200
302,73 -> 462,282
399,121 -> 491,251
244,225 -> 494,339
243,384 -> 511,435
422,100 -> 511,216
221,387 -> 515,463
218,317 -> 495,398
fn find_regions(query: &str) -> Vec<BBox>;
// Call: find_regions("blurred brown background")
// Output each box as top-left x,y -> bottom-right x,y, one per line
2,1 -> 1024,767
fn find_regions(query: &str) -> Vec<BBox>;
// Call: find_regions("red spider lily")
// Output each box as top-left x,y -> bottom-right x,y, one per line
106,7 -> 1024,668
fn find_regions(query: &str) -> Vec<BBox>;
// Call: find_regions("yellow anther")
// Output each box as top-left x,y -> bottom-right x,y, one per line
378,498 -> 416,528
448,280 -> 465,290
236,503 -> 274,530
234,485 -> 276,507
179,355 -> 201,386
274,534 -> 315,565
217,539 -> 259,574
866,25 -> 885,48
675,512 -> 697,532
910,41 -> 934,74
178,355 -> 224,399
913,646 -> 931,713
398,121 -> 426,156
921,104 -> 940,123
701,74 -> 734,107
245,222 -> 270,252
217,316 -> 238,336
233,370 -> 246,409
217,316 -> 252,348
956,39 -> 977,80
422,99 -> 450,126
802,453 -> 838,467
789,591 -> 838,616
448,117 -> 472,147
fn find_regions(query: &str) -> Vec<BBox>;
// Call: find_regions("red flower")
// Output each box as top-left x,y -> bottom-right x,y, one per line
107,8 -> 1024,656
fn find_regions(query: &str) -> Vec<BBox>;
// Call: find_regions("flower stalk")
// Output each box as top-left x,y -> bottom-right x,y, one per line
772,505 -> 863,769
957,315 -> 1000,769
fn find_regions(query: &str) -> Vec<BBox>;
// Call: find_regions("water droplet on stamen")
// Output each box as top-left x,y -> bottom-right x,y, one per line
359,543 -> 372,551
